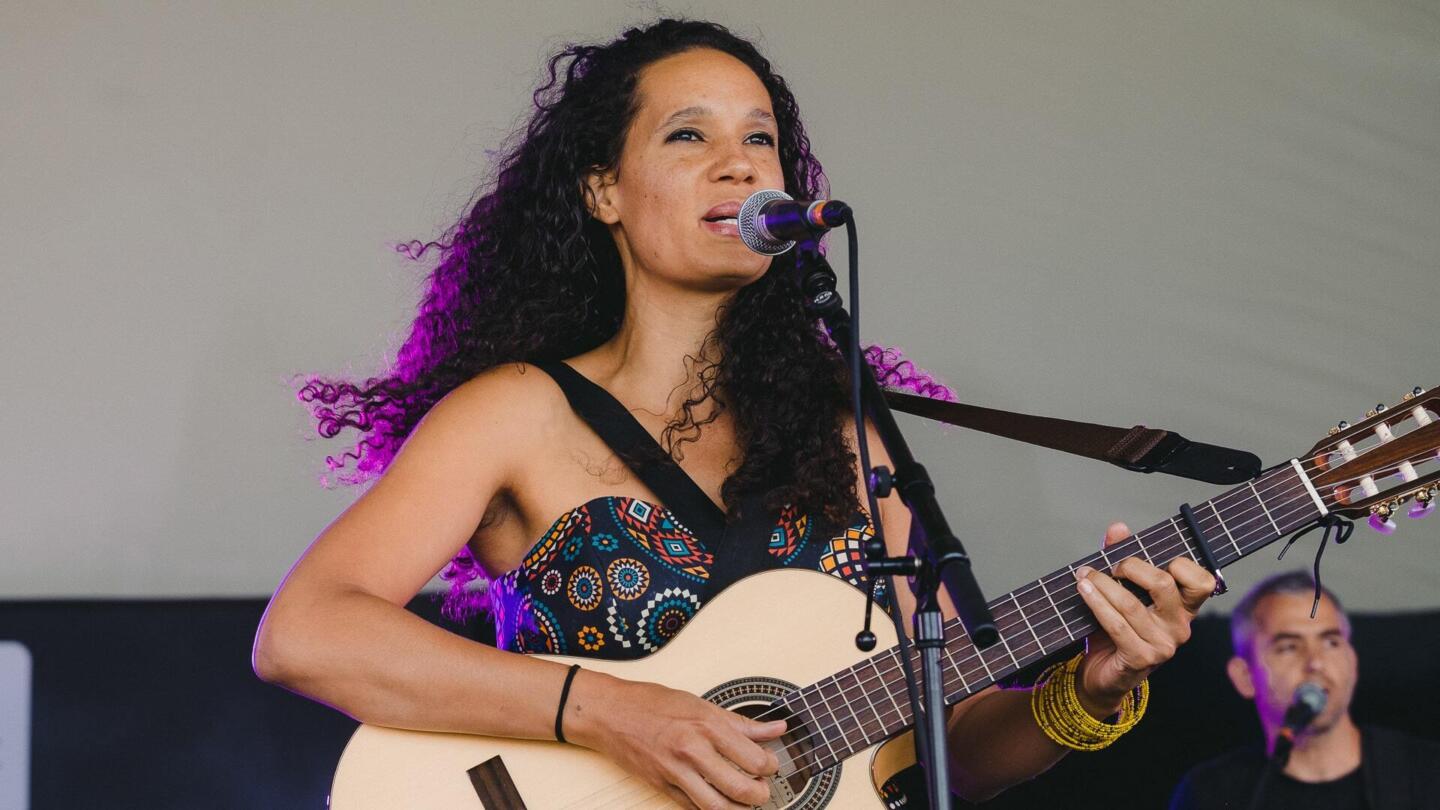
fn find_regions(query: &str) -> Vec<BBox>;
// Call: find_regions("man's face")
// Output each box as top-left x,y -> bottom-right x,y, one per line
1227,592 -> 1358,735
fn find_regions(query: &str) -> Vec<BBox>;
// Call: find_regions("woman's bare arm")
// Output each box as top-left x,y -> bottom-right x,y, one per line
253,367 -> 785,808
253,366 -> 584,739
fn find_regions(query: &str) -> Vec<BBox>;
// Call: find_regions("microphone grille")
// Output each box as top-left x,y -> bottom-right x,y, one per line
1295,682 -> 1328,714
738,189 -> 796,255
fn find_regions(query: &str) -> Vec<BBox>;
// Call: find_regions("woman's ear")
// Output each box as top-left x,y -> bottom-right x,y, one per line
583,167 -> 620,225
1226,656 -> 1257,700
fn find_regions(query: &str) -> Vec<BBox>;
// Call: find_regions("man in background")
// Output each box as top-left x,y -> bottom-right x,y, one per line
1169,570 -> 1440,809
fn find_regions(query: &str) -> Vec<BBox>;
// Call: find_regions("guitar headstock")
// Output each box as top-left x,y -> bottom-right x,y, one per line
1305,386 -> 1440,532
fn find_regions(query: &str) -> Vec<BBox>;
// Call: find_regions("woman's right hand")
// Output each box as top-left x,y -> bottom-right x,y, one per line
566,671 -> 786,809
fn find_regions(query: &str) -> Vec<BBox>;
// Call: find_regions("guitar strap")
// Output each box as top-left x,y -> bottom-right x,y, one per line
533,361 -> 1260,607
532,362 -> 770,600
883,390 -> 1261,484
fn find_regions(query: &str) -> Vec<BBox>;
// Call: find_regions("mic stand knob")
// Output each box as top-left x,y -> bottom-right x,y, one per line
869,465 -> 894,498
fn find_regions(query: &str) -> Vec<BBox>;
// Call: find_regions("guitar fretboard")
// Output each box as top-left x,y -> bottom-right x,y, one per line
776,462 -> 1323,777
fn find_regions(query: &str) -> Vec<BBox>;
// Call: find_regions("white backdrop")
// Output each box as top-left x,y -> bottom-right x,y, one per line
3,1 -> 1437,609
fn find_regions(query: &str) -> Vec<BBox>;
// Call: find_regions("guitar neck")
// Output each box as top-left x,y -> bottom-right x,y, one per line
778,461 -> 1326,776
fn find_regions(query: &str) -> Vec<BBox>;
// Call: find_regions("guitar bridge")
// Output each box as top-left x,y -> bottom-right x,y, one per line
467,755 -> 528,809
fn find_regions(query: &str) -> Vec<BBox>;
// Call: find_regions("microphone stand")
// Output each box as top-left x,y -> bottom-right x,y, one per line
791,237 -> 998,809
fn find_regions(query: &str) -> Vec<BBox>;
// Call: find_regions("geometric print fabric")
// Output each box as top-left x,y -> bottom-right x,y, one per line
492,496 -> 876,660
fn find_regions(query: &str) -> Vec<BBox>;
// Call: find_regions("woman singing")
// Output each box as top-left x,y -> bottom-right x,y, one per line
254,19 -> 1215,808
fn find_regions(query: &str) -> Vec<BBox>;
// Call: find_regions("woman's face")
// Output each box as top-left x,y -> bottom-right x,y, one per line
588,48 -> 785,291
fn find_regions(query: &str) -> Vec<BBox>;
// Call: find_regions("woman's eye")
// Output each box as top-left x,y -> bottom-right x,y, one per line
746,132 -> 776,146
666,128 -> 702,142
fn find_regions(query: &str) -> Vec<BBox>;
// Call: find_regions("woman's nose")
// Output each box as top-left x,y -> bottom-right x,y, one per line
711,143 -> 757,184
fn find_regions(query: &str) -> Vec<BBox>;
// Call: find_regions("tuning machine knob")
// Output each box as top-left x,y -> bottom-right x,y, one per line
1403,386 -> 1425,401
1409,488 -> 1436,520
1369,502 -> 1398,534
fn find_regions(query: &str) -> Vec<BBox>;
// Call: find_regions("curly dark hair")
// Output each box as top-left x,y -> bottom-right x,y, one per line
298,20 -> 951,614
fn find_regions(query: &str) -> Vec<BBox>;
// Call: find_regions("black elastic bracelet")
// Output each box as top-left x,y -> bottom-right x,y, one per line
555,663 -> 581,744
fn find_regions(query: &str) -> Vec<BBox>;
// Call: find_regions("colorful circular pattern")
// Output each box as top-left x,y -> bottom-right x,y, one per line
638,587 -> 700,652
540,569 -> 562,596
606,557 -> 650,601
577,625 -> 605,652
527,598 -> 566,655
566,565 -> 603,611
560,534 -> 586,561
591,532 -> 620,553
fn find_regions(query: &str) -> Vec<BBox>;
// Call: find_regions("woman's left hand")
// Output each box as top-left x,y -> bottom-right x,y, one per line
1072,521 -> 1217,716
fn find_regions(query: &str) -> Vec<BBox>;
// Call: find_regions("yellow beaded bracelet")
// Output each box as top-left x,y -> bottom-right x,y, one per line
1030,653 -> 1149,751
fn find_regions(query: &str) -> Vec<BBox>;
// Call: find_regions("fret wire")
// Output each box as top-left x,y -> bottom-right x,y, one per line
1009,592 -> 1046,657
824,670 -> 861,748
870,654 -> 905,720
849,661 -> 886,738
1136,536 -> 1155,564
834,672 -> 867,750
986,586 -> 1053,660
1040,574 -> 1074,640
1209,500 -> 1243,558
835,665 -> 875,749
973,639 -> 997,682
1142,528 -> 1170,558
813,675 -> 855,754
828,671 -> 872,759
1247,480 -> 1283,534
942,642 -> 966,696
1168,517 -> 1201,564
798,684 -> 841,765
1036,579 -> 1074,640
838,667 -> 882,745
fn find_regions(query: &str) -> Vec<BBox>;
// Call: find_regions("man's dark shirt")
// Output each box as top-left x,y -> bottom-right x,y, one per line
1168,726 -> 1440,810
1251,766 -> 1366,810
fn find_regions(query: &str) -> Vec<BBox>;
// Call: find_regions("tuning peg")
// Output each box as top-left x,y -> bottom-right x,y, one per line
1410,489 -> 1435,520
1403,386 -> 1425,401
1366,404 -> 1387,418
1369,503 -> 1398,534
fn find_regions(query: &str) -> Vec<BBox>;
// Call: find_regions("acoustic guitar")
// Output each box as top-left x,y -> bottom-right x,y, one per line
329,386 -> 1440,809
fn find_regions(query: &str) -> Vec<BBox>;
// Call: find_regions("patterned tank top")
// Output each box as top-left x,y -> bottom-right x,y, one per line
488,362 -> 883,660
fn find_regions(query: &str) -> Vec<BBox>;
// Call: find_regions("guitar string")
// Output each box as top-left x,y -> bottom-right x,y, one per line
703,458 -> 1394,779
576,456 -> 1397,798
740,483 -> 1326,776
584,441 -> 1440,805
587,441 -> 1431,776
775,491 -> 1327,783
561,485 -> 1328,809
566,467 -> 1420,810
554,440 -> 1436,805
742,463 -> 1374,776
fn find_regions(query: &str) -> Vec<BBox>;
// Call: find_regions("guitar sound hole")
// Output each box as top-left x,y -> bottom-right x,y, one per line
703,677 -> 841,809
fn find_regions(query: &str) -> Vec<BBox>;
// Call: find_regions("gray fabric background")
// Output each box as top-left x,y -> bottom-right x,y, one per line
3,1 -> 1436,607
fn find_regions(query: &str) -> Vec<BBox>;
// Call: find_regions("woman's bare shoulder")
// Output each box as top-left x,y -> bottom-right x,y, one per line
422,362 -> 568,439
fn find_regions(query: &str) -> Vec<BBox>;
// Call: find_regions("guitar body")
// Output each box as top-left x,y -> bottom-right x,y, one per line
331,569 -> 916,809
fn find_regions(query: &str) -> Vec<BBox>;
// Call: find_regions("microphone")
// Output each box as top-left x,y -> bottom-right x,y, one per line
1272,681 -> 1328,765
737,189 -> 851,255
